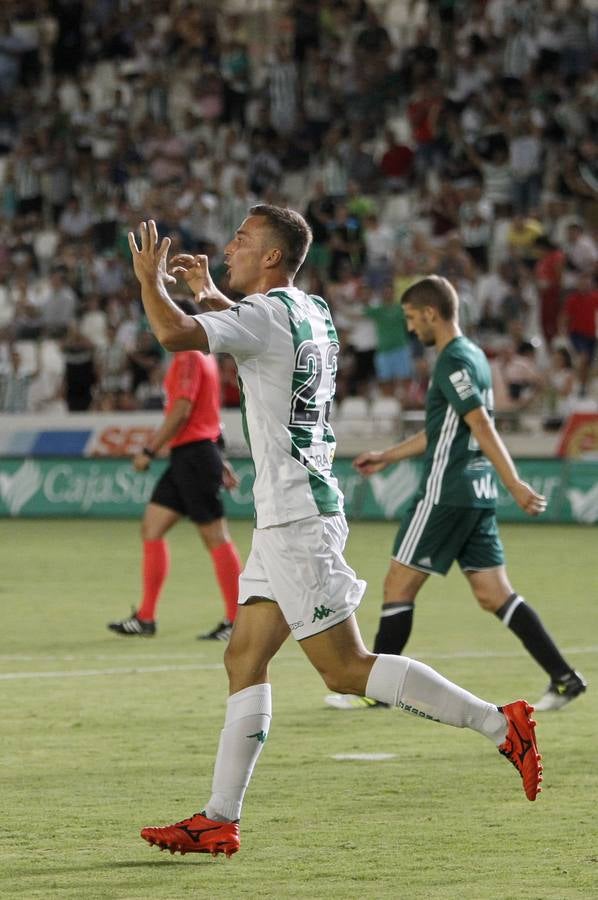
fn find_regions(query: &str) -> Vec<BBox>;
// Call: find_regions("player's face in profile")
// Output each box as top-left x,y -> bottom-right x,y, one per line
403,303 -> 435,346
224,216 -> 268,293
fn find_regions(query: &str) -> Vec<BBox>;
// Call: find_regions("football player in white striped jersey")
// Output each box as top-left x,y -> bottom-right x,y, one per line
128,209 -> 543,857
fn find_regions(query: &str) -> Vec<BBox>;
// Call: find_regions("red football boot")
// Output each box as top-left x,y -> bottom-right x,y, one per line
498,700 -> 543,801
141,812 -> 240,857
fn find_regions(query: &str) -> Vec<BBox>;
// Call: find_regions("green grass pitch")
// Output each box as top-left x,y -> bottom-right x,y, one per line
1,519 -> 597,900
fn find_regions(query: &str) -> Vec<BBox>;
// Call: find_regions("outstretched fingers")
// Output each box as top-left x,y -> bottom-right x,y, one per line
148,219 -> 159,249
128,221 -> 177,285
158,236 -> 177,283
158,235 -> 171,263
127,230 -> 139,255
139,220 -> 149,250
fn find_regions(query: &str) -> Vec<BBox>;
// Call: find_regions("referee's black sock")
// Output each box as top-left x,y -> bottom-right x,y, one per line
495,593 -> 572,681
373,602 -> 414,655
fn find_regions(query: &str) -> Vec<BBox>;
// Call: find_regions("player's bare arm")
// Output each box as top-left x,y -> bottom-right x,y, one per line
170,254 -> 236,312
464,406 -> 547,515
132,398 -> 192,471
354,429 -> 427,476
128,220 -> 209,352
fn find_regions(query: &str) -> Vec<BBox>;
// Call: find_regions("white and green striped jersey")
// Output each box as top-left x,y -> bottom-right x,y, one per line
197,287 -> 343,528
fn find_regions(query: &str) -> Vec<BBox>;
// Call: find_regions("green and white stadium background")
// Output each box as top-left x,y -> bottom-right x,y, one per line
1,411 -> 597,523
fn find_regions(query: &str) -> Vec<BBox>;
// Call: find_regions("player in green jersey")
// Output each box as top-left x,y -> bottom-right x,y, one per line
326,276 -> 586,714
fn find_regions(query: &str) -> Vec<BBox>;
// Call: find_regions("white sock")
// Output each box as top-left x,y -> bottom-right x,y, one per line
204,683 -> 272,823
366,654 -> 507,744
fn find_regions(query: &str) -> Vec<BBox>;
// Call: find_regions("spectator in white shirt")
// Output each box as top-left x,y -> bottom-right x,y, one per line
124,161 -> 151,211
502,18 -> 538,79
11,270 -> 44,339
458,180 -> 494,271
563,221 -> 598,273
462,138 -> 513,217
508,118 -> 543,214
0,345 -> 39,411
79,294 -> 108,349
37,266 -> 78,333
449,53 -> 490,104
363,213 -> 395,287
0,282 -> 15,329
476,261 -> 514,332
58,196 -> 93,240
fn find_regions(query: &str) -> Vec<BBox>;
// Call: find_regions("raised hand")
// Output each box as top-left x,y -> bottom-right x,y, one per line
128,221 -> 176,285
170,253 -> 216,299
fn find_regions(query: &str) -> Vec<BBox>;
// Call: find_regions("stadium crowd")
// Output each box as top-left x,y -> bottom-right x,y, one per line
0,0 -> 597,431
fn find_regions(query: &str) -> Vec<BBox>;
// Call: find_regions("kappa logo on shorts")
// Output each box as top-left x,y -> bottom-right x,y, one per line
312,604 -> 335,622
449,368 -> 475,400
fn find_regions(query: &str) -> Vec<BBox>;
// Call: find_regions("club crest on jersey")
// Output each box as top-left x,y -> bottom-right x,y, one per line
449,368 -> 475,400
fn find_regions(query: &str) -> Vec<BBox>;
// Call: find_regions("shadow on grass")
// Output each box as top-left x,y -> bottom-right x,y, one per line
11,859 -> 205,876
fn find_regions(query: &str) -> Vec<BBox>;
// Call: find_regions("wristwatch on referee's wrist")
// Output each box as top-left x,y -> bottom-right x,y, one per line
142,446 -> 155,459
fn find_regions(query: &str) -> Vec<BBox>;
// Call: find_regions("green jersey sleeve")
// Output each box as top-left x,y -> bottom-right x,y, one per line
436,349 -> 484,418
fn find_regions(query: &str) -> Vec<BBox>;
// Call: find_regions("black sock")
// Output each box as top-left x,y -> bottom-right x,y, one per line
495,593 -> 571,681
373,603 -> 414,655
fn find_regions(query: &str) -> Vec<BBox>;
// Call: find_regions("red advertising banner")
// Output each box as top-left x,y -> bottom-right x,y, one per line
557,413 -> 598,459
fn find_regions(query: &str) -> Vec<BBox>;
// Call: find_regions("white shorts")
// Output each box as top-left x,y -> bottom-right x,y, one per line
238,514 -> 366,641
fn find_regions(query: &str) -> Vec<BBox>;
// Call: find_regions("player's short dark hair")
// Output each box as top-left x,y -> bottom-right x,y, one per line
249,204 -> 312,276
401,275 -> 459,321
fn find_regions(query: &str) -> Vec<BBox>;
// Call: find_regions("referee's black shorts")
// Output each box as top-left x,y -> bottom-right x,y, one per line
151,440 -> 225,524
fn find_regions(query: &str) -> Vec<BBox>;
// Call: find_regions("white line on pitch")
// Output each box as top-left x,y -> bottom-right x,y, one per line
422,645 -> 598,660
1,644 -> 596,667
332,753 -> 397,761
0,663 -> 224,680
0,652 -> 208,662
1,645 -> 596,682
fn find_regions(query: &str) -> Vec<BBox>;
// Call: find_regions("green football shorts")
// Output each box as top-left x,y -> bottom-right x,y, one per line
392,502 -> 505,575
